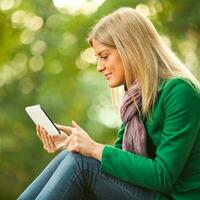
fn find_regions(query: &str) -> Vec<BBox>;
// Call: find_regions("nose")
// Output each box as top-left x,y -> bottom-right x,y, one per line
96,60 -> 106,72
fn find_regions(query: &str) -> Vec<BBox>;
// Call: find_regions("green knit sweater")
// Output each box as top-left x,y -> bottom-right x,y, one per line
100,78 -> 200,199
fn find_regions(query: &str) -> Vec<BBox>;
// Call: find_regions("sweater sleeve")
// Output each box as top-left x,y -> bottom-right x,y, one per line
113,123 -> 125,149
100,79 -> 200,193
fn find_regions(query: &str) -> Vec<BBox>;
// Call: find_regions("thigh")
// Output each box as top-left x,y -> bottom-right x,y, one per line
91,170 -> 155,200
18,149 -> 69,200
30,149 -> 69,185
35,152 -> 155,200
73,153 -> 155,200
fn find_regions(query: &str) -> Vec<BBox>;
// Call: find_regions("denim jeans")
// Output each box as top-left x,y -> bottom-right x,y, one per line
18,150 -> 155,200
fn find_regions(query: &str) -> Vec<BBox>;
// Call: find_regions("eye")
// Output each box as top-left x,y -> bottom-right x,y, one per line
100,55 -> 108,60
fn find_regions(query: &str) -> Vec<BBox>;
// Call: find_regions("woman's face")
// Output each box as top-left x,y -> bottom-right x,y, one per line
92,39 -> 125,88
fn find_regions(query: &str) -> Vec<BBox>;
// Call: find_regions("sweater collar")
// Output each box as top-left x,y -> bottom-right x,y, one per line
158,79 -> 168,91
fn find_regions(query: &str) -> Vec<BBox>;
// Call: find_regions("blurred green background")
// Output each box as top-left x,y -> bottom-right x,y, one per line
0,0 -> 199,199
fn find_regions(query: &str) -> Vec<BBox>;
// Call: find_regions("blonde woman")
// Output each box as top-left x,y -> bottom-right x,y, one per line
18,7 -> 200,200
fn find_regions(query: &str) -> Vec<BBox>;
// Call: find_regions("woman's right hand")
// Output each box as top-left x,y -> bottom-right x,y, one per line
36,125 -> 68,153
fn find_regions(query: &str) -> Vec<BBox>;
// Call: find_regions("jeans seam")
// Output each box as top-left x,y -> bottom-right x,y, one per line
83,168 -> 155,200
60,170 -> 84,200
83,168 -> 133,199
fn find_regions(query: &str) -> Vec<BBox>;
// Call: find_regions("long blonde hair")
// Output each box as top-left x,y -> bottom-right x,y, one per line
88,7 -> 200,116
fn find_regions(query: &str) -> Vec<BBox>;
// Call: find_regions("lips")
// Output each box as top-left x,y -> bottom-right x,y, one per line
105,73 -> 112,80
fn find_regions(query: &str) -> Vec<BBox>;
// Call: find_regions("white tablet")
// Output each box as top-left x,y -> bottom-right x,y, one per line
25,105 -> 60,135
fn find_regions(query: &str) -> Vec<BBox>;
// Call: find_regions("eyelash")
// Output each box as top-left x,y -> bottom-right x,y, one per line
99,55 -> 108,60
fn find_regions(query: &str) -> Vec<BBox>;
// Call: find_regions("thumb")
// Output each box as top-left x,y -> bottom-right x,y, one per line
72,120 -> 81,129
54,123 -> 73,135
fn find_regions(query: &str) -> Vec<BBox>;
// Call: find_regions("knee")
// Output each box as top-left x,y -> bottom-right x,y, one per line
58,149 -> 69,156
62,152 -> 88,171
57,151 -> 100,176
65,152 -> 82,165
64,152 -> 100,172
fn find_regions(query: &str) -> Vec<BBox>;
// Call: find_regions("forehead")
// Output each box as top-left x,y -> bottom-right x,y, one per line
92,39 -> 111,55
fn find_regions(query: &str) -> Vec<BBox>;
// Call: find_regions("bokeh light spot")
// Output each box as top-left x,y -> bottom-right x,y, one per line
81,48 -> 96,64
31,40 -> 47,55
136,4 -> 150,17
0,0 -> 15,11
29,56 -> 44,72
19,77 -> 35,94
20,29 -> 35,44
52,0 -> 105,15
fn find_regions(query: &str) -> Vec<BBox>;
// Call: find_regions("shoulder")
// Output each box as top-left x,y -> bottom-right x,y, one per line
161,78 -> 199,100
161,78 -> 200,117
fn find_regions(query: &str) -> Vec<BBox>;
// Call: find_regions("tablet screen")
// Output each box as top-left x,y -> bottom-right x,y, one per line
25,105 -> 60,135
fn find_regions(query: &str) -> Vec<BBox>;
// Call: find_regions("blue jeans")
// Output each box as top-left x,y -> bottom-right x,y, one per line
18,150 -> 155,200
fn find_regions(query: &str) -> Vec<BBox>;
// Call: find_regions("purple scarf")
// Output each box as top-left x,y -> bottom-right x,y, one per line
120,81 -> 147,156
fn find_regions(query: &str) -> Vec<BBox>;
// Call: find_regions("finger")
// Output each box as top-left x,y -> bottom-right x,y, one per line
52,131 -> 67,140
55,124 -> 73,135
40,129 -> 47,149
37,124 -> 44,138
63,134 -> 74,148
47,135 -> 56,148
67,137 -> 80,153
47,135 -> 57,153
72,121 -> 88,136
36,124 -> 41,139
42,130 -> 53,149
43,132 -> 53,152
71,120 -> 81,129
41,128 -> 50,150
60,130 -> 68,136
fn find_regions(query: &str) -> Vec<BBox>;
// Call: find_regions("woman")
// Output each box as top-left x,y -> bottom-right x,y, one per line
18,7 -> 200,200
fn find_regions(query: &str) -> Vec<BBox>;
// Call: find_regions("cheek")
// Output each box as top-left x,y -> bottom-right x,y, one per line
109,57 -> 119,70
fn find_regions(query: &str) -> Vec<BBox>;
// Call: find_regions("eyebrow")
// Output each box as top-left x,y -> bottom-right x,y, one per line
95,49 -> 109,56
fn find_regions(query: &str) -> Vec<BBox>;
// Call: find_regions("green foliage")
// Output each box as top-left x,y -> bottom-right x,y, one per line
0,0 -> 199,199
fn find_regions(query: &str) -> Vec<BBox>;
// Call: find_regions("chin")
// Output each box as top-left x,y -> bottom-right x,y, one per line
108,82 -> 123,88
108,85 -> 117,88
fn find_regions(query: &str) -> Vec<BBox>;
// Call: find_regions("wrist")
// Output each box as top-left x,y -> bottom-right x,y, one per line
92,143 -> 104,161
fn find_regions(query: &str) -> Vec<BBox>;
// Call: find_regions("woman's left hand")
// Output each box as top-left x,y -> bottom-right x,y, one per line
56,121 -> 104,161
